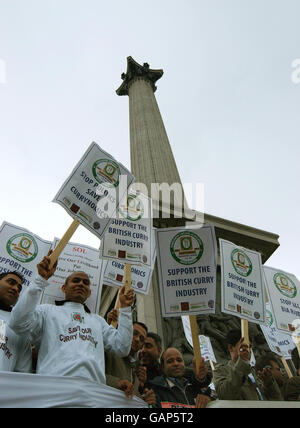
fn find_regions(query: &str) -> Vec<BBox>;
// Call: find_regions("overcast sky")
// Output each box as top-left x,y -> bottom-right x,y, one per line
0,0 -> 299,279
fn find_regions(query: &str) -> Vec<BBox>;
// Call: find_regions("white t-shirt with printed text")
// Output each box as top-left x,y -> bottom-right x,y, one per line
9,276 -> 133,385
0,309 -> 32,373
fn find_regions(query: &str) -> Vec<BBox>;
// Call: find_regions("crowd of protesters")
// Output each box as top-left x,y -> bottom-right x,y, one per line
0,252 -> 300,408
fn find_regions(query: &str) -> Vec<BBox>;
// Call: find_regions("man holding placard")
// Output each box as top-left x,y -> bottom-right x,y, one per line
155,225 -> 217,385
137,332 -> 163,384
256,352 -> 300,401
105,320 -> 148,396
9,253 -> 134,386
147,347 -> 214,408
0,271 -> 32,373
255,353 -> 286,397
213,329 -> 282,401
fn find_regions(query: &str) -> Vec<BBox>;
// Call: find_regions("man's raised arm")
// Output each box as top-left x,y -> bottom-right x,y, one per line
102,286 -> 134,358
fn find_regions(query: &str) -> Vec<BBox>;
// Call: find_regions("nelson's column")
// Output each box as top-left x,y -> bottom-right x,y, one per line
100,57 -> 285,367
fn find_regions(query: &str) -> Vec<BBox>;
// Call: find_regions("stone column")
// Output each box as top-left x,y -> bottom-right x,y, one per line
117,57 -> 186,341
116,57 -> 281,365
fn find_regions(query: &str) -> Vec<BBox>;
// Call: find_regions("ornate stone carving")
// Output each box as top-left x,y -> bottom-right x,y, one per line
116,56 -> 163,96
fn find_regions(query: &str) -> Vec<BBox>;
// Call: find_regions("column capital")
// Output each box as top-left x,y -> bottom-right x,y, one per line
116,56 -> 163,96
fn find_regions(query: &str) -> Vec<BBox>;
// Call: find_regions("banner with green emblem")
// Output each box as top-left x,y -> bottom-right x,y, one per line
220,238 -> 266,325
264,265 -> 300,335
99,191 -> 153,267
0,221 -> 51,288
156,225 -> 217,317
53,142 -> 135,240
260,302 -> 295,358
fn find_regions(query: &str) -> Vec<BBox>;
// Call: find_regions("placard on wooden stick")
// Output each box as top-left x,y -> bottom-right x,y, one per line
241,318 -> 250,345
111,263 -> 132,329
49,219 -> 80,268
280,356 -> 293,379
189,315 -> 202,372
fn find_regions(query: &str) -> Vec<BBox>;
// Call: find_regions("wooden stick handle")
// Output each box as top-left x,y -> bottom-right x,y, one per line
189,315 -> 202,371
111,290 -> 121,329
281,356 -> 293,378
209,360 -> 215,371
297,342 -> 300,359
123,263 -> 132,292
111,263 -> 132,329
241,319 -> 250,345
49,219 -> 80,268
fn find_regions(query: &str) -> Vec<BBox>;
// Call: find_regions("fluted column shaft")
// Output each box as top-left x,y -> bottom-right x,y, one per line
128,77 -> 182,190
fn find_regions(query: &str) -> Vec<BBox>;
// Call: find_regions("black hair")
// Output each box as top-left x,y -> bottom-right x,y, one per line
134,321 -> 148,334
147,332 -> 162,348
255,352 -> 279,372
225,329 -> 242,347
0,271 -> 24,290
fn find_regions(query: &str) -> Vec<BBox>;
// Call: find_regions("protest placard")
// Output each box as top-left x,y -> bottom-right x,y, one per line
99,191 -> 152,267
156,225 -> 217,370
260,302 -> 295,359
102,259 -> 154,296
0,221 -> 51,289
51,142 -> 135,264
156,225 -> 217,318
264,266 -> 300,336
220,239 -> 266,330
41,239 -> 103,314
102,229 -> 156,296
182,315 -> 217,363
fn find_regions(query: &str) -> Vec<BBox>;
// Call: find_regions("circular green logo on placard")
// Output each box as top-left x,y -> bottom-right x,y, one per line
231,249 -> 252,277
118,194 -> 144,221
266,309 -> 273,327
170,231 -> 203,265
6,233 -> 38,263
92,158 -> 121,187
273,273 -> 297,298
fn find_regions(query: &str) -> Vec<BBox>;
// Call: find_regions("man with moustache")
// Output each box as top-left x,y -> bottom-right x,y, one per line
9,254 -> 134,385
147,347 -> 213,408
213,329 -> 282,401
0,271 -> 32,373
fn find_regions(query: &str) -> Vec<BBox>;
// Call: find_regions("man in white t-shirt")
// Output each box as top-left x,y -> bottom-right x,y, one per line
9,254 -> 134,385
0,271 -> 32,373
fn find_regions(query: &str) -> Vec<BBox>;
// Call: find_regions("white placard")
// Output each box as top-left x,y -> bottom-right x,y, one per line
156,225 -> 217,317
220,239 -> 266,325
99,192 -> 153,267
102,228 -> 156,295
41,239 -> 103,314
181,316 -> 217,363
249,349 -> 256,367
102,259 -> 155,297
264,265 -> 300,335
53,142 -> 135,240
261,302 -> 295,358
0,221 -> 51,288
